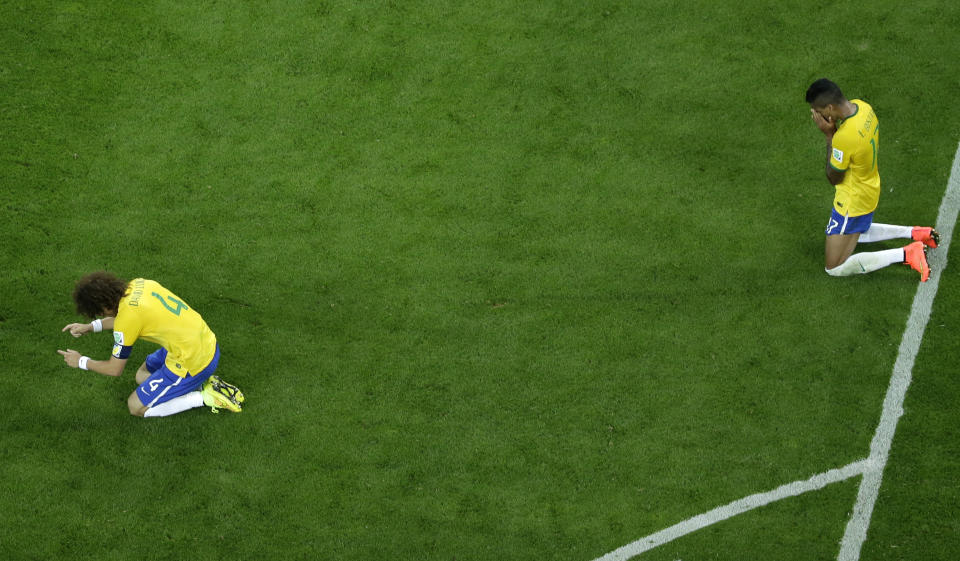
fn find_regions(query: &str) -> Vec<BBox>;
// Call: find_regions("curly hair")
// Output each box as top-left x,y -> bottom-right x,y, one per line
72,271 -> 129,318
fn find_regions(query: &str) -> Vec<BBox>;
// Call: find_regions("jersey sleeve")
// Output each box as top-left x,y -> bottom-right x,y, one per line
829,131 -> 853,171
111,310 -> 140,359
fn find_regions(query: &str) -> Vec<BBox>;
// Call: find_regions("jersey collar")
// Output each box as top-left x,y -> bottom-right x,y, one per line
837,101 -> 860,127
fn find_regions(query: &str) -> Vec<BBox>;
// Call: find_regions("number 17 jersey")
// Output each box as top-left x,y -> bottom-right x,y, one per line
112,278 -> 217,377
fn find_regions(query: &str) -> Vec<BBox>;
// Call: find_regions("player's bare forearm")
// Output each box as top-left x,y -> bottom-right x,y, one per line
86,356 -> 126,377
62,317 -> 116,338
57,349 -> 127,377
824,138 -> 844,185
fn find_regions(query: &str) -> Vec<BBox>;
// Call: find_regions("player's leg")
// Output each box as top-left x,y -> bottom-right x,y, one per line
139,345 -> 241,416
824,209 -> 932,280
135,363 -> 151,384
127,391 -> 149,417
136,348 -> 168,384
825,245 -> 910,276
859,223 -> 940,247
825,232 -> 861,269
136,362 -> 206,418
824,209 -> 913,277
826,240 -> 930,280
824,208 -> 863,269
141,390 -> 205,417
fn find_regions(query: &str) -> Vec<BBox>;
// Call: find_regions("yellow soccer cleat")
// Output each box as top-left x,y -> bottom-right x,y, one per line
202,375 -> 244,413
211,375 -> 244,404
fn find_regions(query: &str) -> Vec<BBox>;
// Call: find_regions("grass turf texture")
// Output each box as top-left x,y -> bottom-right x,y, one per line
2,1 -> 959,559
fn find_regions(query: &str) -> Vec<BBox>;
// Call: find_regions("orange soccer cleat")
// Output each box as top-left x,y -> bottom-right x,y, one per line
903,241 -> 931,282
911,226 -> 940,249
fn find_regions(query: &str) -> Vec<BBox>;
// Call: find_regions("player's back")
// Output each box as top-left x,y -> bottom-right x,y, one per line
116,279 -> 217,376
841,99 -> 879,183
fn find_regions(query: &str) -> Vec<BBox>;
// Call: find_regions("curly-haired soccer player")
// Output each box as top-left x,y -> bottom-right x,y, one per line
806,78 -> 938,281
58,272 -> 244,417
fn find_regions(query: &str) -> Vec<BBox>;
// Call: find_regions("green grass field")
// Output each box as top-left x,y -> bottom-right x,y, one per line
2,2 -> 959,560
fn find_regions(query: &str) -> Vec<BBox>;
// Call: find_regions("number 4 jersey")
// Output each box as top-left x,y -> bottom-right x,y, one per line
112,278 -> 218,377
829,99 -> 881,217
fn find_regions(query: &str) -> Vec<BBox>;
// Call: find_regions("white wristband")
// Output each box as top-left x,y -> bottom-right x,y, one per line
91,319 -> 103,333
78,356 -> 90,370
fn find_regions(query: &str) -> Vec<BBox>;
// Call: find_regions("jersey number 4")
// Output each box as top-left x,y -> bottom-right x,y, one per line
152,292 -> 189,316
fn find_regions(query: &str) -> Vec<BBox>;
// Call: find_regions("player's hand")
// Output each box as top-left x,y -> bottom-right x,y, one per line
57,349 -> 82,368
811,108 -> 836,136
62,322 -> 91,338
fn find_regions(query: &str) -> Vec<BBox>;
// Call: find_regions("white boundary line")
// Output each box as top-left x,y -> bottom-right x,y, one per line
590,139 -> 960,561
837,140 -> 960,559
592,460 -> 868,561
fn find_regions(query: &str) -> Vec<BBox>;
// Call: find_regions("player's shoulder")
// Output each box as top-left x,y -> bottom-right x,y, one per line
849,99 -> 877,124
135,278 -> 169,296
117,278 -> 164,312
833,122 -> 859,148
835,104 -> 869,144
118,278 -> 144,307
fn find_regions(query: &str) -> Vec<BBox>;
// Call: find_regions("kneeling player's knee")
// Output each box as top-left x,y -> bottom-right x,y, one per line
826,255 -> 867,277
824,254 -> 847,270
127,393 -> 147,417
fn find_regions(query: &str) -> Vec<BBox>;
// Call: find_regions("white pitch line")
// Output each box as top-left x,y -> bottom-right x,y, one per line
592,460 -> 868,561
591,140 -> 960,561
837,140 -> 960,560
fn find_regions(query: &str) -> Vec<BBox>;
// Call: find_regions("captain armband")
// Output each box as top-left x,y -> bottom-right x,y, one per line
112,345 -> 133,359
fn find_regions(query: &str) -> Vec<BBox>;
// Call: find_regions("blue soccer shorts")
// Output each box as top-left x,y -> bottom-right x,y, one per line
136,345 -> 221,408
825,209 -> 874,236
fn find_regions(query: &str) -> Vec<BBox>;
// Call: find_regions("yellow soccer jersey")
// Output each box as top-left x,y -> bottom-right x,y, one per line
830,99 -> 881,216
112,279 -> 217,377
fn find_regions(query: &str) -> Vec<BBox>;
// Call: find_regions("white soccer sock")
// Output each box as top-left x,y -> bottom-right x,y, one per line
858,223 -> 913,243
825,248 -> 905,276
143,391 -> 205,417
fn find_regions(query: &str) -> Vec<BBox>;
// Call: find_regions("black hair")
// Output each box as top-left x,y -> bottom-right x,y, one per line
805,78 -> 845,107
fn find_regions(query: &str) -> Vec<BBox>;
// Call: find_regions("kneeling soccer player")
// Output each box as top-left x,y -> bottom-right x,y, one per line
806,78 -> 939,281
58,271 -> 244,417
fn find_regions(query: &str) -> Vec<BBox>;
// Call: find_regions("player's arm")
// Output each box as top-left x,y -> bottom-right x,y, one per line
824,149 -> 845,185
62,316 -> 116,338
811,109 -> 845,185
57,349 -> 127,377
